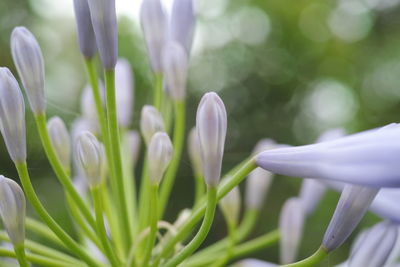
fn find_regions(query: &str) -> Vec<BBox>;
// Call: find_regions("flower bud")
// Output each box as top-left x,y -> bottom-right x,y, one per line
299,179 -> 326,216
147,132 -> 173,184
76,131 -> 105,187
11,27 -> 45,114
174,209 -> 192,229
219,186 -> 241,225
87,0 -> 118,69
348,221 -> 398,267
233,259 -> 277,267
162,41 -> 188,101
170,0 -> 195,54
279,197 -> 305,264
196,92 -> 227,187
245,139 -> 276,210
47,117 -> 71,172
73,0 -> 97,59
140,0 -> 168,73
322,185 -> 379,252
0,175 -> 26,245
115,58 -> 134,127
140,105 -> 165,145
0,68 -> 26,163
256,124 -> 400,187
188,127 -> 202,176
125,131 -> 141,167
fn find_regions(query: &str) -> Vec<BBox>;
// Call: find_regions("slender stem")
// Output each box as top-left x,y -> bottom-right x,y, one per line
194,173 -> 205,208
15,162 -> 100,267
281,247 -> 328,267
14,243 -> 29,267
34,113 -> 96,230
163,186 -> 218,267
138,157 -> 150,233
159,101 -> 186,217
142,184 -> 159,267
151,158 -> 257,266
0,248 -> 85,267
105,69 -> 132,251
153,73 -> 163,110
91,186 -> 121,267
26,218 -> 64,247
212,220 -> 236,267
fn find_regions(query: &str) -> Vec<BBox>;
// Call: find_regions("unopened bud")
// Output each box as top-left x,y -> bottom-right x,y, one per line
140,105 -> 165,145
170,0 -> 195,54
279,197 -> 305,264
115,58 -> 134,127
47,117 -> 71,172
0,176 -> 26,245
73,0 -> 97,59
148,132 -> 173,184
196,92 -> 227,187
125,131 -> 141,167
233,259 -> 277,267
219,186 -> 241,225
299,179 -> 326,216
76,131 -> 105,187
188,127 -> 202,176
87,0 -> 118,69
0,68 -> 26,163
11,27 -> 45,114
162,41 -> 188,101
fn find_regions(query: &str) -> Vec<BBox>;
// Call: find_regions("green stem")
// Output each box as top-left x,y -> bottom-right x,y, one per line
0,248 -> 85,267
194,173 -> 205,208
142,184 -> 159,267
15,162 -> 100,267
281,247 -> 328,267
34,113 -> 96,230
138,157 -> 150,233
159,101 -> 185,217
105,69 -> 132,250
163,186 -> 218,267
14,243 -> 28,267
26,218 -> 64,248
91,186 -> 121,267
153,73 -> 163,110
151,158 -> 257,266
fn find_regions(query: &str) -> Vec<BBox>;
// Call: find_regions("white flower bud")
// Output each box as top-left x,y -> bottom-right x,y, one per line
148,132 -> 173,184
256,124 -> 400,187
76,131 -> 105,187
349,221 -> 398,267
0,176 -> 26,245
232,259 -> 277,267
0,68 -> 26,163
115,58 -> 134,127
188,127 -> 202,176
279,197 -> 305,264
140,105 -> 165,145
170,0 -> 195,54
299,179 -> 326,216
87,0 -> 118,69
11,27 -> 45,114
322,185 -> 379,252
196,92 -> 227,187
125,131 -> 141,167
140,0 -> 168,73
47,117 -> 71,171
219,186 -> 241,225
70,117 -> 97,143
73,0 -> 97,59
162,41 -> 188,101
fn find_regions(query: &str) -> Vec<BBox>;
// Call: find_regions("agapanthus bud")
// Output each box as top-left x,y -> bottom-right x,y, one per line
170,0 -> 195,54
70,117 -> 97,143
188,127 -> 202,176
279,197 -> 305,264
299,179 -> 326,216
0,68 -> 26,163
256,124 -> 400,187
125,131 -> 141,167
322,185 -> 379,252
147,132 -> 173,184
76,131 -> 105,187
196,92 -> 227,187
87,0 -> 118,69
0,176 -> 26,245
162,41 -> 188,101
11,27 -> 45,114
47,117 -> 71,171
233,259 -> 277,267
140,105 -> 165,145
348,221 -> 398,267
115,59 -> 134,127
140,0 -> 168,73
219,186 -> 241,225
72,0 -> 97,59
245,139 -> 276,210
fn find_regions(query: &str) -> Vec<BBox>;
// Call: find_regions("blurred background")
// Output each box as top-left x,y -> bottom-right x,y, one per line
0,0 -> 397,265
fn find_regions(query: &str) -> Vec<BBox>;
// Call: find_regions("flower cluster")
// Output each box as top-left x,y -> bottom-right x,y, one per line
0,0 -> 399,267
